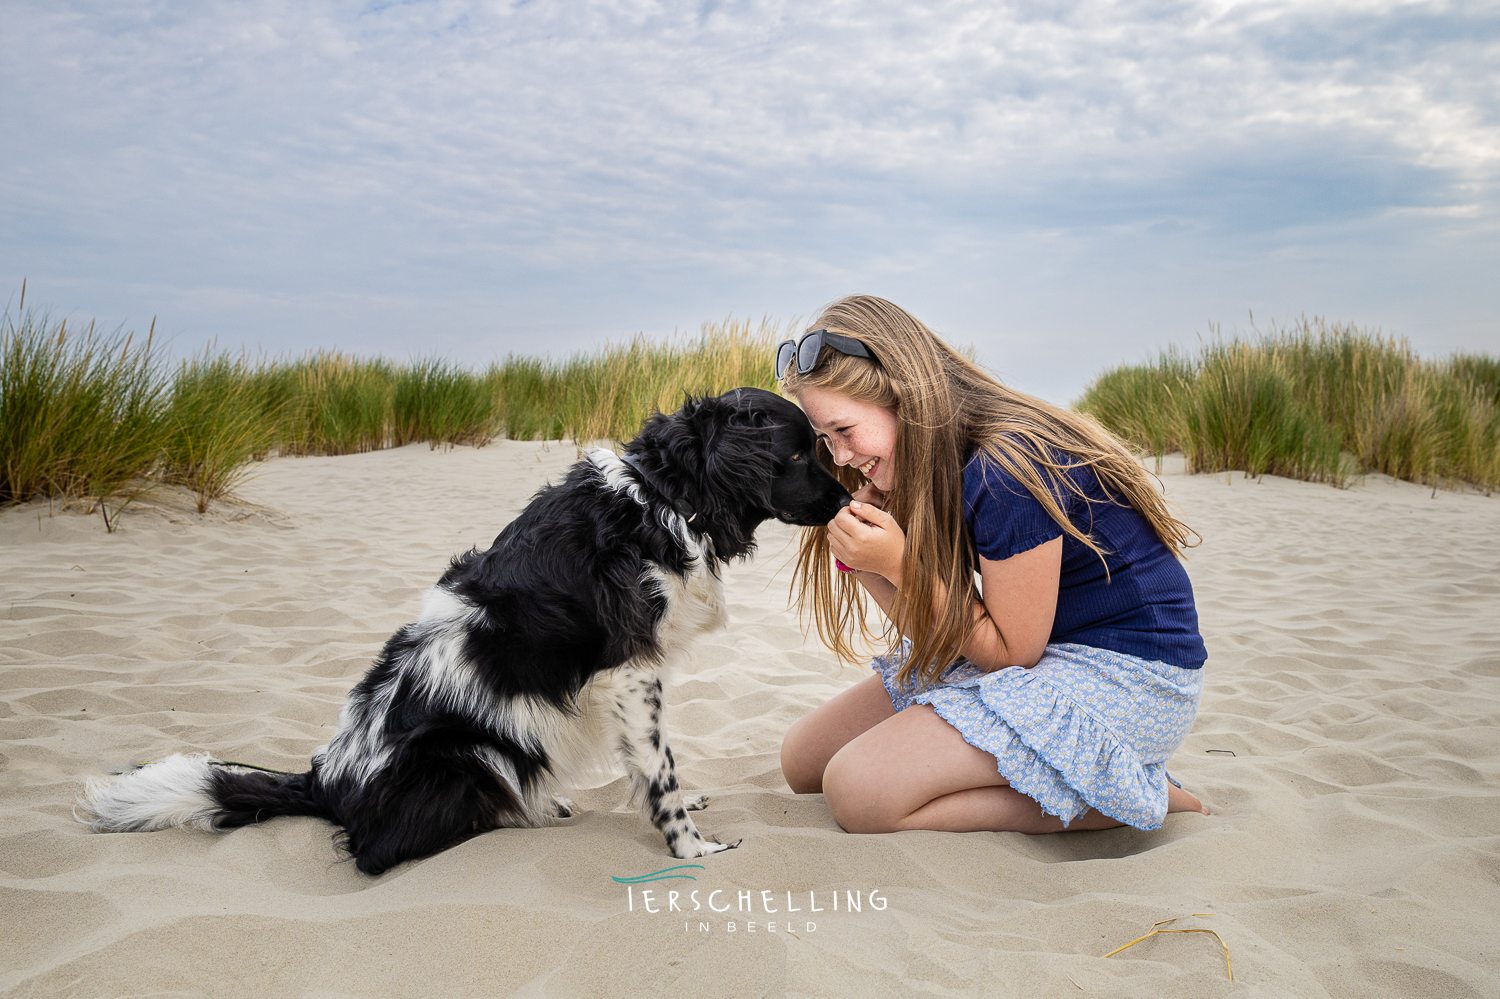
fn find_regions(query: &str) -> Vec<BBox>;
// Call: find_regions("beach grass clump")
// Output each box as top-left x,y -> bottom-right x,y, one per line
393,358 -> 501,448
1450,353 -> 1500,405
0,301 -> 168,515
161,351 -> 280,513
1182,340 -> 1345,484
494,316 -> 784,443
1072,349 -> 1194,469
280,352 -> 396,456
1077,318 -> 1500,492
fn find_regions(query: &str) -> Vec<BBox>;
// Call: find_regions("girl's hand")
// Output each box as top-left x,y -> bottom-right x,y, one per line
827,500 -> 905,583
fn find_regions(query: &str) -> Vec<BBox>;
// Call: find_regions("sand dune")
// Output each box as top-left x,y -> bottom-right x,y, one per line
2,443 -> 1497,997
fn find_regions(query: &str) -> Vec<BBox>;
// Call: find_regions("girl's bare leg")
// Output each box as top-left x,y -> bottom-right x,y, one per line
781,675 -> 896,794
821,703 -> 1208,834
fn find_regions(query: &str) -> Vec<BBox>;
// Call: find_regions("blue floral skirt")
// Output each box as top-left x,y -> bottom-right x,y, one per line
873,642 -> 1203,830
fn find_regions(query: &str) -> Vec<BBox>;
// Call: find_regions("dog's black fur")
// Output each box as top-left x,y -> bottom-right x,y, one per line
82,388 -> 850,874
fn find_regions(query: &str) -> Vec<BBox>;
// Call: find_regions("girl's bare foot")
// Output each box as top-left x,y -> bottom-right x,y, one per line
1167,783 -> 1209,815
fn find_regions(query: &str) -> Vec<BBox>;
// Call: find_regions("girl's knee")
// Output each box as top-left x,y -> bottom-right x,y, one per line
822,748 -> 898,834
780,716 -> 824,794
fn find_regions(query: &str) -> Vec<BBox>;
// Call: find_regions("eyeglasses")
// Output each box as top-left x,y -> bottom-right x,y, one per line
774,329 -> 876,380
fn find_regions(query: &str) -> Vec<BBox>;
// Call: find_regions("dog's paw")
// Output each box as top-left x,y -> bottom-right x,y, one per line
551,796 -> 576,819
706,835 -> 743,854
673,834 -> 741,858
683,794 -> 709,812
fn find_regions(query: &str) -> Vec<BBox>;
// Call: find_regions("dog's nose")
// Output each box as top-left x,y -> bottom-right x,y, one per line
836,494 -> 852,509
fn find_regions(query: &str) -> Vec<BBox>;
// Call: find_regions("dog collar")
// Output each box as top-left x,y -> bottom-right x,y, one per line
618,452 -> 699,526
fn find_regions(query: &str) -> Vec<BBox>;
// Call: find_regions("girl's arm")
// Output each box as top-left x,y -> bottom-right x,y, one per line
827,502 -> 1061,670
849,567 -> 898,616
965,539 -> 1061,669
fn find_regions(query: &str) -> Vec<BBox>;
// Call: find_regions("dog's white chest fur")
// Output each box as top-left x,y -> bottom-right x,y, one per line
646,558 -> 727,659
588,446 -> 728,656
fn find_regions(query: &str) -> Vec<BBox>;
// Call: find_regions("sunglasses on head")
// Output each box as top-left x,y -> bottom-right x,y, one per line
774,329 -> 877,380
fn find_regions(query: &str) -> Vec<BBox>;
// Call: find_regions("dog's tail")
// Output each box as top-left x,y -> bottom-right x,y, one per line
79,753 -> 329,834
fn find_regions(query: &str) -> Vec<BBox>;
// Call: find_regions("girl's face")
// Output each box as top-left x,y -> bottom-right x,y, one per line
794,384 -> 899,493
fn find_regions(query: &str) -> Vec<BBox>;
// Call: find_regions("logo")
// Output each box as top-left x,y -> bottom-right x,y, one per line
611,868 -> 889,935
610,864 -> 707,885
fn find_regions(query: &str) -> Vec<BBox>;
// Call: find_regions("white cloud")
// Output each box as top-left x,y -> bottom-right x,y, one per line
2,0 -> 1496,398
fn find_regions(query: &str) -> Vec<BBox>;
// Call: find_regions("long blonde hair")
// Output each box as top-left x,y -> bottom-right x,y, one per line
781,295 -> 1197,688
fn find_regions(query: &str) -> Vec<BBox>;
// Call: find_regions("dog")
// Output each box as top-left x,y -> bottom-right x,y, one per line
81,387 -> 850,874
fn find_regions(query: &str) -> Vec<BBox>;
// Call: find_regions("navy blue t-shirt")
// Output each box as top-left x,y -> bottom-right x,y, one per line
962,448 -> 1207,668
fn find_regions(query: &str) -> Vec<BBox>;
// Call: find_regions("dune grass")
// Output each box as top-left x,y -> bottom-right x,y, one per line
160,351 -> 281,513
0,300 -> 168,524
1078,318 -> 1500,492
494,317 -> 782,442
393,358 -> 501,449
0,295 -> 785,515
14,289 -> 1488,519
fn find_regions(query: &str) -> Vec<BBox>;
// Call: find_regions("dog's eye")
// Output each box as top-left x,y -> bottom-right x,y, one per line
790,453 -> 803,462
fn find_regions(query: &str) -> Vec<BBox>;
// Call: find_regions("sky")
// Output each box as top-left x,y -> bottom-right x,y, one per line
3,0 -> 1498,403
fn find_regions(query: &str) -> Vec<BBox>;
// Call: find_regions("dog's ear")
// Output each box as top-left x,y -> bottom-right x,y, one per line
635,393 -> 783,555
701,404 -> 778,496
718,387 -> 786,433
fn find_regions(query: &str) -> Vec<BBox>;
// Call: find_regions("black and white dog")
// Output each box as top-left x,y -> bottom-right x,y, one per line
82,387 -> 849,875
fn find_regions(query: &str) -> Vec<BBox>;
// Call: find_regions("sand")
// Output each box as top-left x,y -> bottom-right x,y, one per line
2,442 -> 1497,998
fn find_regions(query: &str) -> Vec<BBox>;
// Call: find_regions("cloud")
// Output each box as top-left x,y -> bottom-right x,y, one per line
2,0 -> 1496,397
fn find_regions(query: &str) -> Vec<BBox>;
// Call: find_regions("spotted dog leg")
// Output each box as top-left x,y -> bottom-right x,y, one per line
551,796 -> 576,818
614,672 -> 739,859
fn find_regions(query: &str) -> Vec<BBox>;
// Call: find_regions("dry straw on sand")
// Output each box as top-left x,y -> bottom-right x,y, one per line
1101,914 -> 1233,981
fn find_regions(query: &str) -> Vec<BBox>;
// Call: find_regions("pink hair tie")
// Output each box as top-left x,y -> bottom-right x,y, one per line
834,558 -> 854,573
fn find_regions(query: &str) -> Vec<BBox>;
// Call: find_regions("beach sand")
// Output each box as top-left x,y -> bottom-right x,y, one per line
2,442 -> 1497,998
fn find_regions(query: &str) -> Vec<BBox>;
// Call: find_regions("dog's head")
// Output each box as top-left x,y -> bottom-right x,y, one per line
627,387 -> 851,559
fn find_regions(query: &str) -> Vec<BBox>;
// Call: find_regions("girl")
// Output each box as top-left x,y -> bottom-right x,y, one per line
777,295 -> 1209,835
